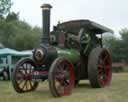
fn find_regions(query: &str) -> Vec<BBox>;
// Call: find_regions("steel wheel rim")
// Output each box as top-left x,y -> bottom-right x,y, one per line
53,60 -> 74,96
97,50 -> 112,86
15,61 -> 36,92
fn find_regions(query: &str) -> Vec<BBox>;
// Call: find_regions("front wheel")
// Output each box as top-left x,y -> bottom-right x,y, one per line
88,47 -> 112,88
48,57 -> 75,97
11,58 -> 38,93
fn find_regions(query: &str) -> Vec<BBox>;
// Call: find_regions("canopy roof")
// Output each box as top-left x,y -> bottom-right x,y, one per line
0,48 -> 32,57
57,20 -> 113,34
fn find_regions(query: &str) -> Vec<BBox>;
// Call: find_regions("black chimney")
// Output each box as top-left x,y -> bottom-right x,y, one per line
41,4 -> 52,44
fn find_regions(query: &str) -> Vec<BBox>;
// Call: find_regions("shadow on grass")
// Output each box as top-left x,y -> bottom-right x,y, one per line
33,82 -> 92,98
75,83 -> 91,88
0,81 -> 99,99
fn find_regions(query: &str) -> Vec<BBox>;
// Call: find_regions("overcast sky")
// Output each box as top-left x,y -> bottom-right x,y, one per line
11,0 -> 128,37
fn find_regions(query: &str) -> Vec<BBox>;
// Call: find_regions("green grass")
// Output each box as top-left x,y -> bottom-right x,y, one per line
0,73 -> 128,102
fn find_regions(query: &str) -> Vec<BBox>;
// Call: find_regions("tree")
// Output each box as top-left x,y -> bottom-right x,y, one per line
103,28 -> 128,63
0,13 -> 41,50
7,21 -> 41,50
119,28 -> 128,62
103,34 -> 120,62
0,0 -> 42,51
0,0 -> 12,17
120,28 -> 128,42
6,12 -> 19,21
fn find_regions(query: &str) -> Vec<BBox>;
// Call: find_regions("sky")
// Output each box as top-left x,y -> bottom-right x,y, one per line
11,0 -> 128,37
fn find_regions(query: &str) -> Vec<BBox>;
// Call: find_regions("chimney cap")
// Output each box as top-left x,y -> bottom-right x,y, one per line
41,4 -> 52,9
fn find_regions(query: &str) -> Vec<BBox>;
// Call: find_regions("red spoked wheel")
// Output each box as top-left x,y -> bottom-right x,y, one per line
48,57 -> 75,97
11,58 -> 38,93
88,47 -> 112,88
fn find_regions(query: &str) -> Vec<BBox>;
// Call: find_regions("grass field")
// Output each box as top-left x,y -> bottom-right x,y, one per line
0,73 -> 128,102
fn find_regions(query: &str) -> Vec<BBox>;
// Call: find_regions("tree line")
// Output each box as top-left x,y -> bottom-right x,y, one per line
103,29 -> 128,63
0,0 -> 41,51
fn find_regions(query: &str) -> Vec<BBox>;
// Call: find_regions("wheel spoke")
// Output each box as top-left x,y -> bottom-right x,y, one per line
22,81 -> 27,90
28,64 -> 32,74
100,79 -> 105,85
105,65 -> 111,70
18,70 -> 25,75
16,71 -> 25,81
23,64 -> 27,74
17,80 -> 24,85
30,65 -> 34,74
104,73 -> 109,79
98,64 -> 104,74
25,81 -> 28,91
98,64 -> 103,69
57,64 -> 63,72
29,80 -> 33,88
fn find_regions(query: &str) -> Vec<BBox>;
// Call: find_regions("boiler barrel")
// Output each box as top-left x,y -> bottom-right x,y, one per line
56,47 -> 80,64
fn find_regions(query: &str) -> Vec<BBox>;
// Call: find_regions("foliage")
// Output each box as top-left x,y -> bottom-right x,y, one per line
0,12 -> 41,51
0,0 -> 41,51
6,12 -> 19,21
103,28 -> 128,63
120,28 -> 128,42
0,0 -> 12,17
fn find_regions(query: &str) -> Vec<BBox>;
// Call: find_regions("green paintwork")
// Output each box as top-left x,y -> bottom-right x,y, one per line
56,47 -> 80,64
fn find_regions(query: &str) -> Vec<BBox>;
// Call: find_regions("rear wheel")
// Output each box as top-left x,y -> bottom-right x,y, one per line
12,58 -> 38,93
48,57 -> 75,97
88,47 -> 112,88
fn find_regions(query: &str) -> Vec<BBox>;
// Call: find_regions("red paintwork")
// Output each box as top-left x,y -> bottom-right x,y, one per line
54,60 -> 74,96
98,50 -> 112,86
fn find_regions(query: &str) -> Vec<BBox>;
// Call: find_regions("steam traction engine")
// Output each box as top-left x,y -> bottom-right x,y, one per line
11,4 -> 113,97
